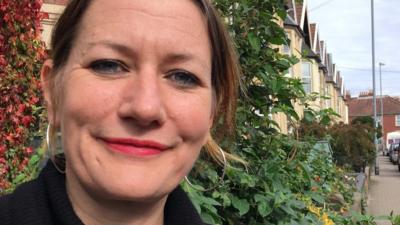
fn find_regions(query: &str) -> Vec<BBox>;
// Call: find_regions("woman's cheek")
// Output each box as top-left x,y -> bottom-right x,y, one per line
172,95 -> 213,144
60,75 -> 117,125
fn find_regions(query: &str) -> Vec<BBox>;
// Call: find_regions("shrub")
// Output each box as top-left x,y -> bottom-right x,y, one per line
351,116 -> 382,139
329,123 -> 375,172
182,1 -> 363,224
0,0 -> 47,194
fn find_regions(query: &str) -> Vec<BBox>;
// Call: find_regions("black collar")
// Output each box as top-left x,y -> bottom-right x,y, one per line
40,161 -> 206,225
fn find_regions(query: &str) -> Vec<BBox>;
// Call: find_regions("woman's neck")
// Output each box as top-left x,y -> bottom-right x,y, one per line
65,173 -> 166,225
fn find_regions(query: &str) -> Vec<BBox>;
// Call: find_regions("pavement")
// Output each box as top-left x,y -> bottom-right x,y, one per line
367,154 -> 400,225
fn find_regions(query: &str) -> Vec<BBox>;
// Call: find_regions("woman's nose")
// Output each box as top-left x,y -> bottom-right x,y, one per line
117,71 -> 167,127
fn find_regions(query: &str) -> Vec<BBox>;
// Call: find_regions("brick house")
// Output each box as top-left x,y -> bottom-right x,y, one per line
348,91 -> 400,148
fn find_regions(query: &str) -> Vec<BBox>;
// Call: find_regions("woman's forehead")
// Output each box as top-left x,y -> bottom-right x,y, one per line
84,0 -> 205,24
71,0 -> 211,65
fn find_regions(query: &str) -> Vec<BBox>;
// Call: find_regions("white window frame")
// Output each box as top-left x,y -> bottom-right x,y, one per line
325,87 -> 330,108
283,42 -> 293,78
301,62 -> 312,94
283,44 -> 291,55
336,99 -> 340,113
396,115 -> 400,127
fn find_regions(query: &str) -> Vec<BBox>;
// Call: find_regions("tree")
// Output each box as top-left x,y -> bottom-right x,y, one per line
329,123 -> 375,172
351,116 -> 382,139
0,0 -> 47,193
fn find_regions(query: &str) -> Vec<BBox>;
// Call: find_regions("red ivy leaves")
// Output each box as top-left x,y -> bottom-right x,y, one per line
0,0 -> 47,192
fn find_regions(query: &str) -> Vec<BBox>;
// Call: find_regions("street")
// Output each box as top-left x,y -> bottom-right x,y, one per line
368,155 -> 400,224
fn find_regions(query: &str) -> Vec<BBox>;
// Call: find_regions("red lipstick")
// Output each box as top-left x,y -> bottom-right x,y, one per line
101,137 -> 168,156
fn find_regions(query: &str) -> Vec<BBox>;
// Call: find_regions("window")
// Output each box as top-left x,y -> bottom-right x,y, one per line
301,62 -> 312,94
325,87 -> 331,108
282,32 -> 291,56
283,45 -> 291,55
336,99 -> 340,113
283,42 -> 293,77
396,115 -> 400,127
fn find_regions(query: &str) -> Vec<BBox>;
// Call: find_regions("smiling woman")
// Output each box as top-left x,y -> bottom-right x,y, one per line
0,0 -> 242,225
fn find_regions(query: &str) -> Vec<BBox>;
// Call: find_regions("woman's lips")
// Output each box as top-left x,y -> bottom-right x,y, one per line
100,137 -> 168,156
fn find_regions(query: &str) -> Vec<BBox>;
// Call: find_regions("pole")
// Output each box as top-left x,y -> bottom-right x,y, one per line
379,62 -> 385,152
371,0 -> 379,175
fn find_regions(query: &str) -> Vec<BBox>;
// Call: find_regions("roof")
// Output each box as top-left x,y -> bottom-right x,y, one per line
336,72 -> 343,91
296,2 -> 303,28
285,0 -> 297,23
310,23 -> 316,46
284,15 -> 297,26
348,95 -> 400,117
319,40 -> 325,64
302,40 -> 319,60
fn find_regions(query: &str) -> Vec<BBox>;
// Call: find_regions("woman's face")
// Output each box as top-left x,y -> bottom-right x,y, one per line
44,0 -> 213,201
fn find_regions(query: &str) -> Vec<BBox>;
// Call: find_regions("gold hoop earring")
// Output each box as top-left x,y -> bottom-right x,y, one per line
184,147 -> 227,191
46,124 -> 65,174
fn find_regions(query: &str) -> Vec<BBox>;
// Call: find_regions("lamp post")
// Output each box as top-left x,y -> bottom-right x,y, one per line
371,0 -> 379,175
379,62 -> 385,152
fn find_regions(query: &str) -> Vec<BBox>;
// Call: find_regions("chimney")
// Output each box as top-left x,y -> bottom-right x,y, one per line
359,90 -> 373,97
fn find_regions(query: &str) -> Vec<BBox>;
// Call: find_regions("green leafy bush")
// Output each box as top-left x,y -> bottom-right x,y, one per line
329,123 -> 375,172
182,1 -> 367,224
351,116 -> 382,139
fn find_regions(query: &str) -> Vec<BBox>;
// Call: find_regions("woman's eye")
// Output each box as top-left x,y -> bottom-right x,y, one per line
167,70 -> 200,88
89,59 -> 128,74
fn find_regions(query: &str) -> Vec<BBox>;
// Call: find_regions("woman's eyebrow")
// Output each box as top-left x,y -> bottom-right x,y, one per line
84,40 -> 210,69
164,53 -> 211,70
163,53 -> 194,64
86,40 -> 137,58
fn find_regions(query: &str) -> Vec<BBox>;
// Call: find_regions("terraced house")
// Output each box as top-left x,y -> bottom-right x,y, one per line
273,0 -> 349,134
41,0 -> 349,135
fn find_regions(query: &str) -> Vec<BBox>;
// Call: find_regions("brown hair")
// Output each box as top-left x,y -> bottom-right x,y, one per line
47,0 -> 243,165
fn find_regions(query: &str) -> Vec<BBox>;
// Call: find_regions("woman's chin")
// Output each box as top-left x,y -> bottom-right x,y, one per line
87,175 -> 174,203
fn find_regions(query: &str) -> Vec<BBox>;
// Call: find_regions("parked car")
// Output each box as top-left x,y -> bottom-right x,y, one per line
389,143 -> 400,164
386,131 -> 400,156
392,148 -> 399,165
397,154 -> 400,171
388,143 -> 394,159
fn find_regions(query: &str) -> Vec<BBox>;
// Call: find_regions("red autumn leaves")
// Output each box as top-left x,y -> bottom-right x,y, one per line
0,0 -> 47,192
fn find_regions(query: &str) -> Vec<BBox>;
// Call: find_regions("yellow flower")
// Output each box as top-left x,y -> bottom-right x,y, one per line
321,213 -> 334,225
308,204 -> 335,225
308,204 -> 321,215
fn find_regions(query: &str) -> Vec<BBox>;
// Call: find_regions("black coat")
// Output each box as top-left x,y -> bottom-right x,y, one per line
0,161 -> 206,225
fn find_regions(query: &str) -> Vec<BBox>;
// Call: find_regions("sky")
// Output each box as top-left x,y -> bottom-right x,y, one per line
307,0 -> 400,97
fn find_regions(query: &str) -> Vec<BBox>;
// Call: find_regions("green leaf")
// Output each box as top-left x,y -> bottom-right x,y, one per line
304,110 -> 315,123
202,196 -> 221,206
257,201 -> 273,217
28,154 -> 40,167
201,212 -> 218,225
221,193 -> 232,207
13,174 -> 26,184
309,192 -> 325,204
232,196 -> 250,216
248,32 -> 261,53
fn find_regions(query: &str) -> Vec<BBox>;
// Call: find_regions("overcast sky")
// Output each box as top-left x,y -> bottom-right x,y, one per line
307,0 -> 400,97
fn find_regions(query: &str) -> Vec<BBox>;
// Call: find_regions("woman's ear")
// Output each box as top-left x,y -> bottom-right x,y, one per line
40,59 -> 58,126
